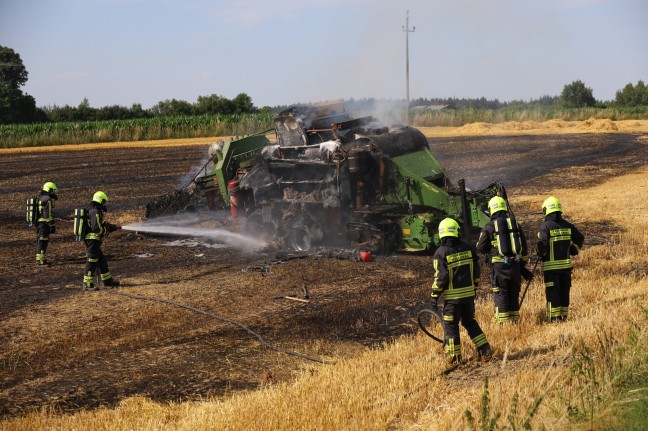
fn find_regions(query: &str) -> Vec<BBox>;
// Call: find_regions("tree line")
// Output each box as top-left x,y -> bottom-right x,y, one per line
41,93 -> 261,123
1,45 -> 647,125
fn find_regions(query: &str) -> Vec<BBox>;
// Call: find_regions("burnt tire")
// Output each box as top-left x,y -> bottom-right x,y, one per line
287,225 -> 312,252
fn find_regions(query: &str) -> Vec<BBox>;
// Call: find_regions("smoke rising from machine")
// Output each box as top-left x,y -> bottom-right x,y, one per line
122,213 -> 266,252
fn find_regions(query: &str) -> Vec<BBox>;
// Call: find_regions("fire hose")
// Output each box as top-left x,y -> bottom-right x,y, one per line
417,307 -> 444,344
519,257 -> 541,310
100,288 -> 335,365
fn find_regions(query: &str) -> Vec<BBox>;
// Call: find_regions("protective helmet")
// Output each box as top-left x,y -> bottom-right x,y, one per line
42,181 -> 58,195
488,196 -> 508,214
438,218 -> 460,238
92,191 -> 109,205
542,196 -> 562,215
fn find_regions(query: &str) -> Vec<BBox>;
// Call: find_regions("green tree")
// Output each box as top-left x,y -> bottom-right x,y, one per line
195,94 -> 233,115
76,97 -> 97,121
150,98 -> 194,117
232,92 -> 256,114
0,46 -> 43,123
560,80 -> 596,108
128,103 -> 150,119
615,80 -> 648,106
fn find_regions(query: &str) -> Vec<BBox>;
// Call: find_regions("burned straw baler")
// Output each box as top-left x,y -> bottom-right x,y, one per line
187,101 -> 504,253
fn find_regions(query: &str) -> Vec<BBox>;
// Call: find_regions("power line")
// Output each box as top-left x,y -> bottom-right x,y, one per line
402,10 -> 415,125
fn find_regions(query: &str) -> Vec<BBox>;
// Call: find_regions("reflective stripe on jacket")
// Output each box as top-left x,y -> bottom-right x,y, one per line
37,195 -> 54,224
432,237 -> 480,301
84,205 -> 107,240
537,214 -> 585,272
476,212 -> 528,264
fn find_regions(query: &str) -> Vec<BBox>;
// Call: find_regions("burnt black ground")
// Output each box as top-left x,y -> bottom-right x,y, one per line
0,133 -> 646,417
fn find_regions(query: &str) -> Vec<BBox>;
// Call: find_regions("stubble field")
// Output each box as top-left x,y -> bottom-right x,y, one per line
1,122 -> 647,428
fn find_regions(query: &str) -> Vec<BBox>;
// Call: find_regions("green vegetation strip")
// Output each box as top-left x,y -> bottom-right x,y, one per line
0,112 -> 274,149
2,106 -> 648,149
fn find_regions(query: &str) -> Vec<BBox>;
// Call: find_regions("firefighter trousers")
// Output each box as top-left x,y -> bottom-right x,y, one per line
442,300 -> 490,361
544,270 -> 572,321
36,223 -> 51,264
83,239 -> 114,287
491,261 -> 521,323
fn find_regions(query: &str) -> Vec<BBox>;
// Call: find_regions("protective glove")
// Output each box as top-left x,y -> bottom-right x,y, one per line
431,291 -> 441,309
569,244 -> 579,256
50,225 -> 56,234
431,295 -> 439,310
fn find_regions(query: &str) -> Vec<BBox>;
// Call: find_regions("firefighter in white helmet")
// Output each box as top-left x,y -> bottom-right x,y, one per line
431,218 -> 492,363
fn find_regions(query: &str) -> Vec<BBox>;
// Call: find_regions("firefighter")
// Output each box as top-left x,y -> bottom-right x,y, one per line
82,191 -> 120,291
476,196 -> 529,323
432,218 -> 492,363
537,197 -> 584,322
35,181 -> 59,266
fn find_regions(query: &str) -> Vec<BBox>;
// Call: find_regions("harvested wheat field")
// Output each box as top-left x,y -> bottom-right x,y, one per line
1,119 -> 647,430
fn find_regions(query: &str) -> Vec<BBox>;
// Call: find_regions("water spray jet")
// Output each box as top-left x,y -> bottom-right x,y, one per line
122,216 -> 266,253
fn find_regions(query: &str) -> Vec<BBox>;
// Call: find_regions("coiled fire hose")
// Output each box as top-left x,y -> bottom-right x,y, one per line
417,307 -> 444,344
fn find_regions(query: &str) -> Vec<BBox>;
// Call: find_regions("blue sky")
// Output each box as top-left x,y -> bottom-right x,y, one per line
1,0 -> 646,109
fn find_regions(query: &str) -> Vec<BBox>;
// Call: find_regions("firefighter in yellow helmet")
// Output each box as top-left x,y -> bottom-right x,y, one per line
431,218 -> 492,363
537,197 -> 584,322
35,182 -> 59,266
476,196 -> 529,323
82,191 -> 121,291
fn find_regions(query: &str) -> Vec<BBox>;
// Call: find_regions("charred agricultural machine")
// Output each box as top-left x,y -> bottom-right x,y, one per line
192,101 -> 504,253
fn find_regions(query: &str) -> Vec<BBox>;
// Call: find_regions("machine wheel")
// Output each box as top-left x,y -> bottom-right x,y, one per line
288,225 -> 312,252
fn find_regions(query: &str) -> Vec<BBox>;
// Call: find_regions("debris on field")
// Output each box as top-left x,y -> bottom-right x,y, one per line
284,296 -> 310,303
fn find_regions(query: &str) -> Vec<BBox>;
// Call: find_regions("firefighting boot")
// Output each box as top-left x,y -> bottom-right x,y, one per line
83,273 -> 98,291
478,344 -> 494,361
36,252 -> 51,267
103,278 -> 120,288
444,339 -> 462,364
82,283 -> 98,291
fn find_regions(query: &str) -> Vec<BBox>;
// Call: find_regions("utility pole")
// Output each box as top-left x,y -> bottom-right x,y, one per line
402,10 -> 415,125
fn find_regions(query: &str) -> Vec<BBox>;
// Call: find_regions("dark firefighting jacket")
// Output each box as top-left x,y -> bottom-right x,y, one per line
85,202 -> 108,241
432,237 -> 481,302
537,213 -> 585,272
37,192 -> 54,225
476,211 -> 529,264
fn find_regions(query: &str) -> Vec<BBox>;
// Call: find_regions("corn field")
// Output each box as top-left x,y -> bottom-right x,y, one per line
0,113 -> 274,149
2,107 -> 647,149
